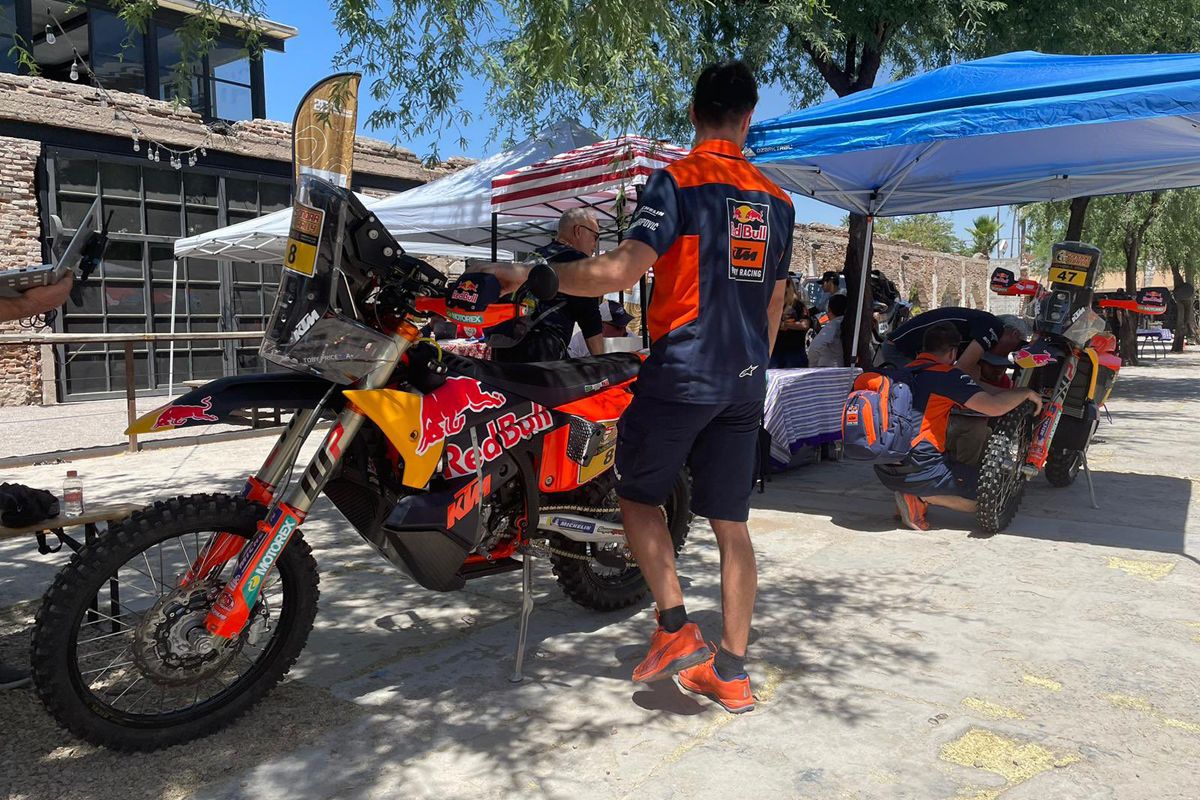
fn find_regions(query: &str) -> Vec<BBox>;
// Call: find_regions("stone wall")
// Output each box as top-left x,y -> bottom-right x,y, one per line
0,136 -> 47,406
789,222 -> 997,312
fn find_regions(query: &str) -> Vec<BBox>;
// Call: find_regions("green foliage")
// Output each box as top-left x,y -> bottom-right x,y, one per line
873,213 -> 962,253
964,214 -> 1001,256
324,0 -> 1002,157
1149,190 -> 1200,279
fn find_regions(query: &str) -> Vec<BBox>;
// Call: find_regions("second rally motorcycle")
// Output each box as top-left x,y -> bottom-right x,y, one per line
30,74 -> 689,751
975,242 -> 1164,533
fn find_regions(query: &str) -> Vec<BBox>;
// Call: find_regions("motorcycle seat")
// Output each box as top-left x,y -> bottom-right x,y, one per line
440,352 -> 641,407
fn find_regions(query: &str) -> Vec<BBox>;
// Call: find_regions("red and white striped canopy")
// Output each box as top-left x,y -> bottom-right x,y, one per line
491,136 -> 688,224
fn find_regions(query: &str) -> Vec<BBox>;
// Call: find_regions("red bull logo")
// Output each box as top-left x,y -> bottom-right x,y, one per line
1012,349 -> 1056,369
417,377 -> 506,455
451,280 -> 480,305
732,205 -> 766,224
444,405 -> 554,477
153,396 -> 219,429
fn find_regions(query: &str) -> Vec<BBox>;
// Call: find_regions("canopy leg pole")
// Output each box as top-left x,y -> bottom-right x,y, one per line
168,258 -> 179,396
491,213 -> 498,262
850,215 -> 874,365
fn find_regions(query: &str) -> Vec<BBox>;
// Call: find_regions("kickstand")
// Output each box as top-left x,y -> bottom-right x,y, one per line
509,549 -> 535,683
1082,452 -> 1100,510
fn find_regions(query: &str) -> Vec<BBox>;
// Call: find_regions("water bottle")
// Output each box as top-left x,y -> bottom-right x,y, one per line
63,470 -> 84,517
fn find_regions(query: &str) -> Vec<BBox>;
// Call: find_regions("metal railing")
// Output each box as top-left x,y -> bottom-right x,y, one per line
0,331 -> 265,453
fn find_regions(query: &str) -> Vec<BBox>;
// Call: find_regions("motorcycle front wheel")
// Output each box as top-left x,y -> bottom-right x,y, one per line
976,403 -> 1035,534
31,493 -> 319,751
1045,447 -> 1083,487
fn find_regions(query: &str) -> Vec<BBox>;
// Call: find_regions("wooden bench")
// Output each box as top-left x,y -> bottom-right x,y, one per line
0,503 -> 142,553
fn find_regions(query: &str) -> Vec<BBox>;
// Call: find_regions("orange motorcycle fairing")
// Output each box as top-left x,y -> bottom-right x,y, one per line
342,389 -> 445,489
539,381 -> 635,493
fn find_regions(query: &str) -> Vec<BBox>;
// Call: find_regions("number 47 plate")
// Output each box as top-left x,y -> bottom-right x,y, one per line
1051,267 -> 1088,287
283,203 -> 324,277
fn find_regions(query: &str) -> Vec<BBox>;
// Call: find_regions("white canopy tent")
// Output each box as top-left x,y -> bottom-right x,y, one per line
172,119 -> 601,264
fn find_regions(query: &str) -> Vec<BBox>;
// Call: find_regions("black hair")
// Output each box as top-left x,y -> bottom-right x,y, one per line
821,271 -> 840,284
827,294 -> 848,316
922,322 -> 962,355
693,61 -> 758,128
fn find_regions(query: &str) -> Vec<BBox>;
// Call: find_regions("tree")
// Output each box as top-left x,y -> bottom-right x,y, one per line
1149,190 -> 1200,351
963,214 -> 1001,257
872,214 -> 962,253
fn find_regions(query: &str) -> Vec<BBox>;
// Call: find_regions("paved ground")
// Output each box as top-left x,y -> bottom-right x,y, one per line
1,353 -> 1199,799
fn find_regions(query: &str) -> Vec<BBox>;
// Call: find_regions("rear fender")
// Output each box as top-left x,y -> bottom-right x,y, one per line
126,373 -> 340,435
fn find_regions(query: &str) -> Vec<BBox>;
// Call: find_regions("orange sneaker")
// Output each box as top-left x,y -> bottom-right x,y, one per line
677,651 -> 755,714
631,620 -> 710,683
894,492 -> 930,531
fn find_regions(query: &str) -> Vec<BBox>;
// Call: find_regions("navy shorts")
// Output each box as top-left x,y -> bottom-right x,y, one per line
874,453 -> 979,499
615,394 -> 761,522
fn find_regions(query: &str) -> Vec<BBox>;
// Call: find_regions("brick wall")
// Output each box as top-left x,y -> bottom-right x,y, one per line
0,136 -> 47,405
789,222 -> 997,312
0,75 -> 458,407
0,74 -> 451,185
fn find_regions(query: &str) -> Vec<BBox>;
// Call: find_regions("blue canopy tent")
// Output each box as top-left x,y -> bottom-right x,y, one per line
746,51 -> 1200,359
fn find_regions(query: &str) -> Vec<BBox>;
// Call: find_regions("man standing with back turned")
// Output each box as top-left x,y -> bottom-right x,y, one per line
550,61 -> 793,713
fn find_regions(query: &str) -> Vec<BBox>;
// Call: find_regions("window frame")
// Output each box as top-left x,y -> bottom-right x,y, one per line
44,145 -> 291,399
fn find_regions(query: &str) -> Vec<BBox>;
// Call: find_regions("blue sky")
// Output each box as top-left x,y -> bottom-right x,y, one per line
260,0 -> 1016,249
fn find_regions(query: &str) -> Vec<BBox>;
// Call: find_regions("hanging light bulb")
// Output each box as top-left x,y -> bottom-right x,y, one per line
153,147 -> 160,162
146,145 -> 154,161
200,146 -> 207,157
188,153 -> 196,167
132,132 -> 140,152
45,24 -> 56,45
69,58 -> 79,81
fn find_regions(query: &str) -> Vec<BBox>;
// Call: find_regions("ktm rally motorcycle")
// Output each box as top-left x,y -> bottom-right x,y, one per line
976,242 -> 1164,533
30,74 -> 689,751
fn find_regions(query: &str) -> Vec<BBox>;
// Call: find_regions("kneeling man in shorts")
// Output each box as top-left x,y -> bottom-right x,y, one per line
876,323 -> 1041,531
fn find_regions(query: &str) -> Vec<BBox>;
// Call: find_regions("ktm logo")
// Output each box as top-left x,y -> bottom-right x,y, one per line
447,475 -> 492,528
732,246 -> 758,261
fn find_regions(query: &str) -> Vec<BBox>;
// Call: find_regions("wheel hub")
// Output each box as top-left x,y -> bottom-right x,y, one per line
133,581 -> 244,686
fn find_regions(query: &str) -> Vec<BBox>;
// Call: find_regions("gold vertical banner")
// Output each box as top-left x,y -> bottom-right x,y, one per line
284,73 -> 361,276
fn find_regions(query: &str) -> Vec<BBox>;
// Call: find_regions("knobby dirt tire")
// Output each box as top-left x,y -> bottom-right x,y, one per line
31,493 -> 319,752
1045,447 -> 1082,487
550,470 -> 692,611
976,403 -> 1034,535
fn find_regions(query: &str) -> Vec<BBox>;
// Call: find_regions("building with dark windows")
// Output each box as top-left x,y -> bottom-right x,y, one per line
0,1 -> 445,405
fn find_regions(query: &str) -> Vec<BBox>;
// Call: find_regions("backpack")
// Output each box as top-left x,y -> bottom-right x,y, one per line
841,364 -> 931,464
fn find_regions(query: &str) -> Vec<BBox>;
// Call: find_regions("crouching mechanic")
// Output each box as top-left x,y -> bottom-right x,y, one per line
877,323 -> 1042,531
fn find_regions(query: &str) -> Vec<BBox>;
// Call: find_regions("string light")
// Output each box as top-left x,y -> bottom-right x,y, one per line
43,8 -> 226,169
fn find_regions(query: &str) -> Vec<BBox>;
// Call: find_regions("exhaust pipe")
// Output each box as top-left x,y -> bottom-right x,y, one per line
537,513 -> 626,544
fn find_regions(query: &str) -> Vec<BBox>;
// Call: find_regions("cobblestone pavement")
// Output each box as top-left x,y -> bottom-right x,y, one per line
2,354 -> 1199,799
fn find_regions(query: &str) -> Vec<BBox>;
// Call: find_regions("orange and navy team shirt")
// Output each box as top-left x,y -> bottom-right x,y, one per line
624,138 -> 795,404
905,355 -> 985,462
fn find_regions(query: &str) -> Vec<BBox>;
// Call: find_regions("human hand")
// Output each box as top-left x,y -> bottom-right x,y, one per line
0,273 -> 74,322
1024,389 -> 1043,416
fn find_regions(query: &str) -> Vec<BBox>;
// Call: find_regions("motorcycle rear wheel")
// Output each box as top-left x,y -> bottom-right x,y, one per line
1045,447 -> 1083,487
32,493 -> 318,751
976,403 -> 1034,534
550,470 -> 691,611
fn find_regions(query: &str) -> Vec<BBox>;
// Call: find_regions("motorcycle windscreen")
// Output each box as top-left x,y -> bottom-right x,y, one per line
259,72 -> 395,385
